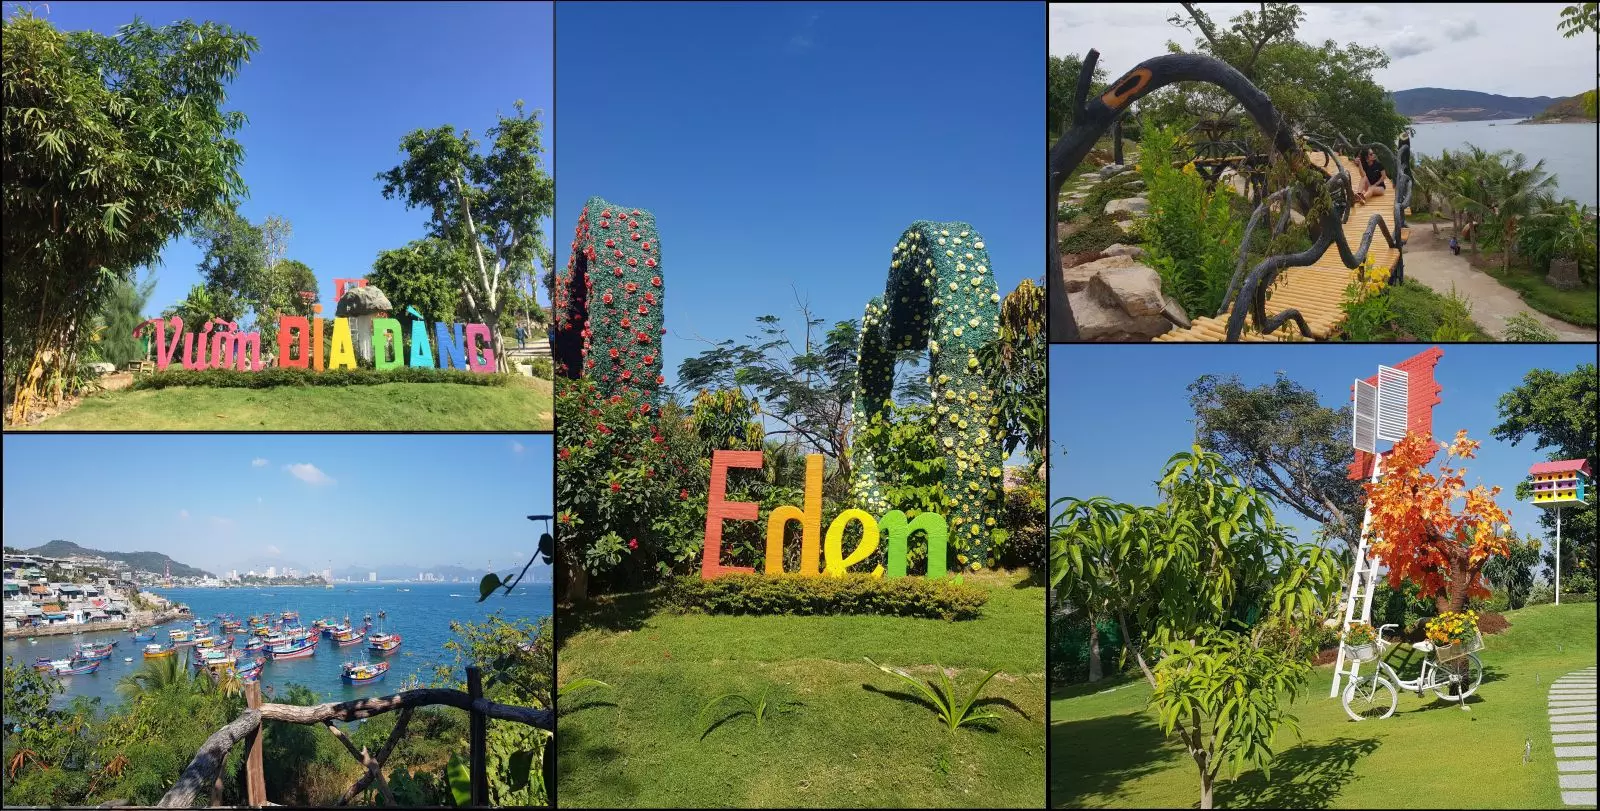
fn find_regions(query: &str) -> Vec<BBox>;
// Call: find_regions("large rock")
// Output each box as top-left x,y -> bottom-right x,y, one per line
1059,254 -> 1145,292
1089,265 -> 1166,317
1218,168 -> 1249,197
1098,163 -> 1128,179
1069,289 -> 1173,341
86,362 -> 117,376
1101,243 -> 1149,260
1104,197 -> 1149,217
1547,258 -> 1583,290
1114,219 -> 1138,234
1124,179 -> 1147,191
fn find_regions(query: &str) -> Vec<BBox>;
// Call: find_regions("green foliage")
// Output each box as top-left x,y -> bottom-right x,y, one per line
1057,216 -> 1129,255
1502,312 -> 1561,342
1081,171 -> 1144,217
1493,363 -> 1598,579
3,10 -> 258,421
695,686 -> 798,738
1517,200 -> 1597,282
551,197 -> 664,398
526,357 -> 553,379
1048,53 -> 1107,138
864,657 -> 1003,732
89,274 -> 157,367
1485,534 -> 1545,610
1187,372 -> 1364,553
129,366 -> 514,389
368,238 -> 473,324
980,278 -> 1047,473
1557,3 -> 1600,38
668,573 -> 989,621
434,613 -> 553,807
998,463 -> 1048,571
1137,125 -> 1243,316
1370,579 -> 1438,633
855,222 -> 1004,573
378,100 -> 554,368
1339,280 -> 1493,341
851,402 -> 948,521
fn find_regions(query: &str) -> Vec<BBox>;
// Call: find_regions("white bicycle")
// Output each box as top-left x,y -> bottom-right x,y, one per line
1341,623 -> 1484,721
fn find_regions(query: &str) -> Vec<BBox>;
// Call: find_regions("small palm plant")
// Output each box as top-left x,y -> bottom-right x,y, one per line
695,686 -> 793,739
865,657 -> 1003,732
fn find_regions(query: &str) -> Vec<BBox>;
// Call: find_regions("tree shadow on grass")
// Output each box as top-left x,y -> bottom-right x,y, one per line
1214,736 -> 1381,809
1050,711 -> 1175,808
556,723 -> 635,798
556,590 -> 663,649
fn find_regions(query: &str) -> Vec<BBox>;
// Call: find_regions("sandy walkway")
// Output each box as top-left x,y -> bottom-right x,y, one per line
1403,228 -> 1596,341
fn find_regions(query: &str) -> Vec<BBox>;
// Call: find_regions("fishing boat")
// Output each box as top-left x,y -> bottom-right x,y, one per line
220,620 -> 242,632
76,641 -> 117,661
131,629 -> 156,642
33,657 -> 78,670
266,636 -> 319,660
193,635 -> 217,648
193,648 -> 241,670
50,659 -> 102,676
340,660 -> 388,685
235,656 -> 266,678
335,627 -> 369,647
367,632 -> 402,655
281,611 -> 300,623
143,643 -> 175,659
169,629 -> 192,643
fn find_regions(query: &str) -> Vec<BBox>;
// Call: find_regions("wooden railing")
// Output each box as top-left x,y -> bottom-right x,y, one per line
156,666 -> 552,808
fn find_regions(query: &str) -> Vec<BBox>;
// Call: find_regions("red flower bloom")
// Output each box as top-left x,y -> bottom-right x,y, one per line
621,370 -> 632,380
652,434 -> 664,444
620,317 -> 631,328
627,257 -> 637,266
651,276 -> 662,287
679,489 -> 689,500
645,258 -> 657,268
609,481 -> 621,492
558,447 -> 571,460
605,238 -> 615,247
602,210 -> 612,218
631,232 -> 641,241
596,423 -> 611,434
602,292 -> 614,305
628,538 -> 639,550
608,347 -> 619,359
638,305 -> 648,315
644,293 -> 656,304
657,375 -> 666,385
639,403 -> 652,414
643,354 -> 655,364
644,468 -> 655,478
628,219 -> 638,227
625,282 -> 638,292
614,267 -> 624,277
642,241 -> 651,251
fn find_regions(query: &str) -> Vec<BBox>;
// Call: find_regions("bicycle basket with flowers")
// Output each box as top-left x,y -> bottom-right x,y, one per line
1425,610 -> 1483,661
1343,621 -> 1381,662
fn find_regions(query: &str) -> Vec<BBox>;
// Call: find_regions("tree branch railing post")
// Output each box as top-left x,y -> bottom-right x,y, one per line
244,680 -> 267,806
468,665 -> 488,807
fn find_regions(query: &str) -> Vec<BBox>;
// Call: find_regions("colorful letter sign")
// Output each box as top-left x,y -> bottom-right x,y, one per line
134,312 -> 496,374
701,449 -> 950,581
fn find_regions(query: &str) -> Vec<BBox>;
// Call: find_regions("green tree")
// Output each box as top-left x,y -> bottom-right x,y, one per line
1188,372 -> 1366,554
90,274 -> 157,366
978,278 -> 1048,470
1492,363 -> 1598,580
368,238 -> 472,324
1048,54 -> 1106,138
1484,532 -> 1544,610
2,11 -> 258,422
378,101 -> 555,371
1051,447 -> 1339,809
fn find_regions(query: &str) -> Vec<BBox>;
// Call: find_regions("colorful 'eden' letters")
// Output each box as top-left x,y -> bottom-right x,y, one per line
700,450 -> 950,581
135,308 -> 496,373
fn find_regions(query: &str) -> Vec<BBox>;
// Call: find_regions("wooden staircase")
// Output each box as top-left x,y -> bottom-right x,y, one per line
1155,150 -> 1404,342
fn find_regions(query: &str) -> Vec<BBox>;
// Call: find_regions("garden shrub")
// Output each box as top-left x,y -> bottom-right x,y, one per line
552,196 -> 665,399
1080,170 -> 1144,217
667,573 -> 988,621
1501,312 -> 1559,342
524,357 -> 554,379
1048,607 -> 1124,684
1057,216 -> 1127,255
130,366 -> 514,389
1387,281 -> 1491,341
1136,125 -> 1243,316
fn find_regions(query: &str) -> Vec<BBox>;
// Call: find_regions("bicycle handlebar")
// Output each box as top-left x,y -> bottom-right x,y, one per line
1377,623 -> 1400,637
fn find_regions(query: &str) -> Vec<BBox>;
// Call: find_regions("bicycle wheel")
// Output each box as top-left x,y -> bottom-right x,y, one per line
1343,673 -> 1397,721
1432,654 -> 1484,702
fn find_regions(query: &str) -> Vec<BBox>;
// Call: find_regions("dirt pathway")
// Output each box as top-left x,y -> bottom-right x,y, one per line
1404,227 -> 1595,341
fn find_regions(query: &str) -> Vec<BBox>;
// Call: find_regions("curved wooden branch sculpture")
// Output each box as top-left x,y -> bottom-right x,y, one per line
1049,50 -> 1412,342
554,196 -> 664,398
853,221 -> 1003,572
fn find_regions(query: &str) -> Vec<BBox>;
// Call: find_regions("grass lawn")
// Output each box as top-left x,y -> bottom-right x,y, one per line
1051,602 -> 1597,808
557,570 -> 1046,808
1480,261 -> 1598,328
22,378 -> 552,430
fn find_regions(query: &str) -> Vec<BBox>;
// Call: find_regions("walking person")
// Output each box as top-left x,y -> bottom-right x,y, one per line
515,323 -> 526,350
1449,235 -> 1460,256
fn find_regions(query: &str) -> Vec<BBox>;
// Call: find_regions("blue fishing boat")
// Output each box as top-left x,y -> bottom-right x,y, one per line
341,660 -> 388,685
266,635 -> 319,660
50,659 -> 102,676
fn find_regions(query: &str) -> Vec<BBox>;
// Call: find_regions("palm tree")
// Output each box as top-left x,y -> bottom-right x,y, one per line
1484,152 -> 1560,270
115,654 -> 194,702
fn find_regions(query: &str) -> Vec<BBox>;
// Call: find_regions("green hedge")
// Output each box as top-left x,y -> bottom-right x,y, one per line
666,573 -> 989,621
130,367 -> 515,390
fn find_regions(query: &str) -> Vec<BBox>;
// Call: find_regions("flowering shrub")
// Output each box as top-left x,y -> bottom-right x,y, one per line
552,197 -> 665,399
854,221 -> 1003,573
1424,609 -> 1479,647
1344,621 -> 1379,648
668,573 -> 988,621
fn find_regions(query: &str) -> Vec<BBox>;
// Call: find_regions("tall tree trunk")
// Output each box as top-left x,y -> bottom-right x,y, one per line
1087,621 -> 1103,683
1200,770 -> 1215,810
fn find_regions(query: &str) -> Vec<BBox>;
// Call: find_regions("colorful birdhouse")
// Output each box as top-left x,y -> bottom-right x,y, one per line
1528,459 -> 1591,508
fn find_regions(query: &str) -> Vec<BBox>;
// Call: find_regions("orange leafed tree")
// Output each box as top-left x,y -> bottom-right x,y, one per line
1366,430 -> 1511,613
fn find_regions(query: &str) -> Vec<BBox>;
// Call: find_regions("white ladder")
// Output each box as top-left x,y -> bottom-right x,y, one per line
1330,453 -> 1384,698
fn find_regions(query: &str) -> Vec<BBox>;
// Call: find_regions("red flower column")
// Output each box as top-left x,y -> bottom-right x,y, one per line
552,196 -> 665,399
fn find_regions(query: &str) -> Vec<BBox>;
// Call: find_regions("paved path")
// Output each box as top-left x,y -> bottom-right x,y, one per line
1551,665 -> 1598,807
1403,234 -> 1595,342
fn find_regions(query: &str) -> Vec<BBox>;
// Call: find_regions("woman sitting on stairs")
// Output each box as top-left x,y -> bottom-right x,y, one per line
1354,147 -> 1389,205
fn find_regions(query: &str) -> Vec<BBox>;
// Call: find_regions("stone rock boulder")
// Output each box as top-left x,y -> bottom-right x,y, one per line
1058,257 -> 1190,341
1101,243 -> 1149,261
1058,254 -> 1144,292
1099,163 -> 1128,179
1104,197 -> 1149,217
86,362 -> 117,376
1547,258 -> 1583,290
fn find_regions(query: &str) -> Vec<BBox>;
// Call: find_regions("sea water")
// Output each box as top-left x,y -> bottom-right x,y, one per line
2,581 -> 551,711
1409,119 -> 1599,206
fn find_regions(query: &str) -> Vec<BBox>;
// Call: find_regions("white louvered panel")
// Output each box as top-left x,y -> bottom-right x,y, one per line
1376,365 -> 1409,442
1353,379 -> 1377,453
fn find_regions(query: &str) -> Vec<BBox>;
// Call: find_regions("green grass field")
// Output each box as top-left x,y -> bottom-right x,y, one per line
557,570 -> 1046,808
1051,602 -> 1597,808
21,379 -> 552,430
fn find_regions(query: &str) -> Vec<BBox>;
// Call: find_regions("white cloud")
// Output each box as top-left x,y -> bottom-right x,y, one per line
284,463 -> 336,486
251,458 -> 269,468
178,509 -> 190,520
510,440 -> 525,454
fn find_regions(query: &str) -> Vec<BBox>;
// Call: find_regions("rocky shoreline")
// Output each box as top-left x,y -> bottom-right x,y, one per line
3,609 -> 190,639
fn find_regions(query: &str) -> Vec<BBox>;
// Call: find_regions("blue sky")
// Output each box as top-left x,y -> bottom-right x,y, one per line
1050,344 -> 1595,549
1,434 -> 552,580
554,1 -> 1041,392
18,1 -> 555,317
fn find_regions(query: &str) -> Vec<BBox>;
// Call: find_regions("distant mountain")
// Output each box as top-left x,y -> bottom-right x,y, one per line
22,540 -> 213,578
1391,88 -> 1567,122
